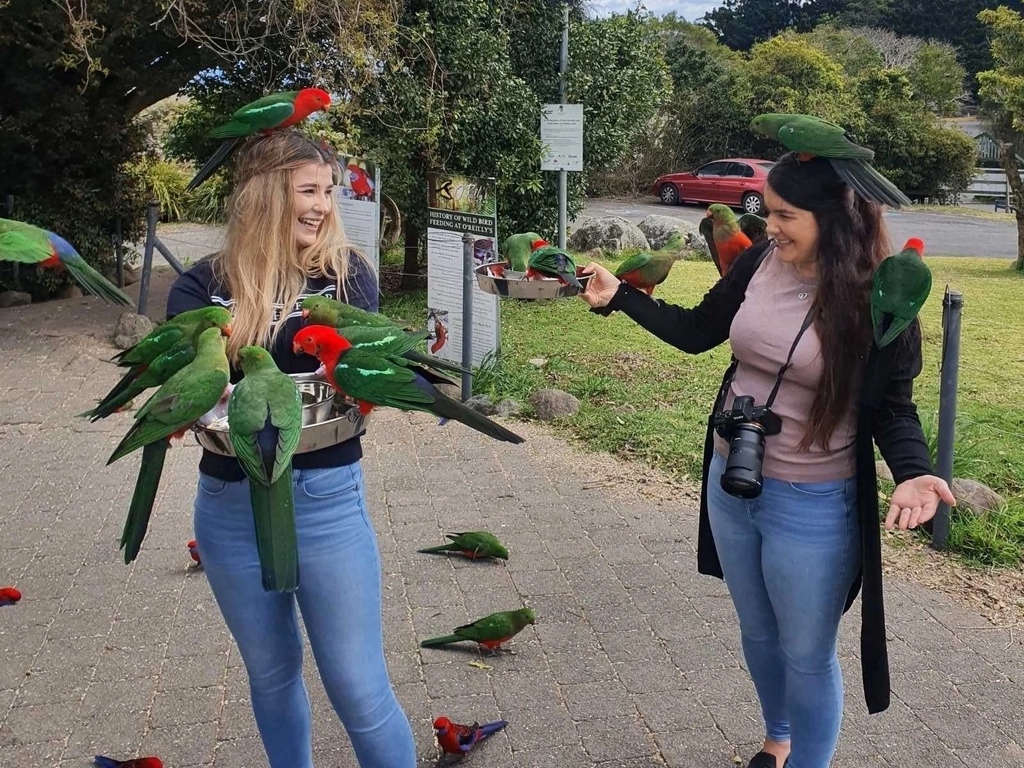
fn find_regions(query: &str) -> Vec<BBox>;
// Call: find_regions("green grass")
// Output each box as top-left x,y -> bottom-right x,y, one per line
381,256 -> 1024,568
908,204 -> 1014,222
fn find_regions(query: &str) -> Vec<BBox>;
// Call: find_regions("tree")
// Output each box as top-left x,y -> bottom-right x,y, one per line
908,42 -> 969,116
702,0 -> 813,52
790,24 -> 885,78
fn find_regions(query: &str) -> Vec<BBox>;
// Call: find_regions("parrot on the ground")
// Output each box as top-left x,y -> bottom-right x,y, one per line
434,716 -> 508,755
0,218 -> 134,306
300,294 -> 412,331
490,231 -> 544,277
871,237 -> 931,349
419,607 -> 536,652
417,531 -> 509,560
612,252 -> 683,296
107,327 -> 231,564
699,204 -> 755,276
750,113 -> 912,209
93,757 -> 163,768
0,587 -> 22,606
187,539 -> 202,567
525,240 -> 583,289
80,306 -> 233,421
186,88 -> 332,192
293,326 -> 525,444
227,346 -> 303,593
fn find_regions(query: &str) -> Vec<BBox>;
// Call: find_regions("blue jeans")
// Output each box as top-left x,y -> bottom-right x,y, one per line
193,463 -> 416,768
707,450 -> 860,768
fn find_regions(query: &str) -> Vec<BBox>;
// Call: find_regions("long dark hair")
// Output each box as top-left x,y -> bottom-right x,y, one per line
767,152 -> 891,451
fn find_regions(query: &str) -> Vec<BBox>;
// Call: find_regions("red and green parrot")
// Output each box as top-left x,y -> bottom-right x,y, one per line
434,716 -> 508,755
292,325 -> 525,444
525,239 -> 583,289
187,539 -> 202,567
871,237 -> 931,348
81,306 -> 233,421
0,587 -> 22,606
489,231 -> 544,277
417,531 -> 509,560
94,757 -> 163,768
750,113 -> 912,208
186,88 -> 332,192
420,607 -> 536,653
227,346 -> 303,593
107,327 -> 231,564
698,205 -> 763,276
612,252 -> 683,296
0,218 -> 134,306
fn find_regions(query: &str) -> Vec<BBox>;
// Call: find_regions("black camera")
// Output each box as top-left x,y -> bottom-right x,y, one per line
712,395 -> 782,499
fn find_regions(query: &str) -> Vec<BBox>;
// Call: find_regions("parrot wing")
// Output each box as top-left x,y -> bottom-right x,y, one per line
613,252 -> 652,277
698,216 -> 722,275
115,323 -> 186,366
777,116 -> 874,161
209,93 -> 299,138
455,613 -> 512,641
227,382 -> 274,486
266,372 -> 303,482
331,350 -> 435,410
0,219 -> 51,264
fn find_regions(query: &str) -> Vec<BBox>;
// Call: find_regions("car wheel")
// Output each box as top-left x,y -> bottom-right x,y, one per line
742,192 -> 764,215
659,184 -> 679,205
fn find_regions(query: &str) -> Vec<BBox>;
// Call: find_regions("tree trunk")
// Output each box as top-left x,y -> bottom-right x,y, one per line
402,218 -> 422,291
998,138 -> 1024,272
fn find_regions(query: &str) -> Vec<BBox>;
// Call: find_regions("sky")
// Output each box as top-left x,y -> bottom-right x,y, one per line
586,0 -> 721,19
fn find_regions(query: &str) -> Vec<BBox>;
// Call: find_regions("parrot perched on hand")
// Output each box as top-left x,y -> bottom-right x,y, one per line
750,113 -> 912,209
107,327 -> 231,564
186,88 -> 332,192
94,757 -> 163,768
419,607 -> 536,652
300,294 -> 412,331
0,218 -> 134,306
871,238 -> 931,349
699,204 -> 753,276
612,252 -> 683,296
491,231 -> 544,276
434,716 -> 508,755
417,531 -> 509,560
0,587 -> 22,606
525,240 -> 583,289
227,346 -> 303,593
80,306 -> 233,421
293,325 -> 525,444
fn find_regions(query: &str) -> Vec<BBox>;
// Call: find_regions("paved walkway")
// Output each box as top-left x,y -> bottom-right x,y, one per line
1,273 -> 1023,767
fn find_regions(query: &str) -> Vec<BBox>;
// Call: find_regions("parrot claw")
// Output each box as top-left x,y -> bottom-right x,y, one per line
314,364 -> 327,377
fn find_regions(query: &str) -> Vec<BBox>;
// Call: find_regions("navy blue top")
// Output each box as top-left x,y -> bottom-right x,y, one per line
166,252 -> 379,481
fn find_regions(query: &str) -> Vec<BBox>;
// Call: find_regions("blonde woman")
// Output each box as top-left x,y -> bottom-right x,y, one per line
167,131 -> 416,768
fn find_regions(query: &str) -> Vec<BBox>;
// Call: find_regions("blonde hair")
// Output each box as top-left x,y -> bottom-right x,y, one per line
213,130 -> 374,361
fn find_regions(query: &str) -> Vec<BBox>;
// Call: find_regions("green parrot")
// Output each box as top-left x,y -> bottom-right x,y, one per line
750,113 -> 911,209
300,294 -> 411,331
419,607 -> 536,652
227,347 -> 303,593
612,252 -> 682,296
500,231 -> 544,272
871,238 -> 931,348
525,239 -> 583,289
107,327 -> 231,564
737,213 -> 768,244
417,531 -> 509,560
81,306 -> 233,421
0,217 -> 134,306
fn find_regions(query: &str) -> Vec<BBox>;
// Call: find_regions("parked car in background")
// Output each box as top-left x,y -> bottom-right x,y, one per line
651,158 -> 775,215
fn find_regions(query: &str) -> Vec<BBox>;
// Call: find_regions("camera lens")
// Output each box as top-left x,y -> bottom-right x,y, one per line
721,422 -> 766,499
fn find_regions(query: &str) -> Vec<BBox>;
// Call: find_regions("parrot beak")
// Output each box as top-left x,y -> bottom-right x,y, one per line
301,309 -> 310,319
293,341 -> 304,355
222,324 -> 233,337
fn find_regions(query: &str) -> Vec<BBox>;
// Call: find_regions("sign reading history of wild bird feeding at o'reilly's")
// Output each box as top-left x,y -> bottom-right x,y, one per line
540,104 -> 584,172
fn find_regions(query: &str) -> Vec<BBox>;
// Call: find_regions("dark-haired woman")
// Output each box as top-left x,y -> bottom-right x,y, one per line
579,152 -> 955,768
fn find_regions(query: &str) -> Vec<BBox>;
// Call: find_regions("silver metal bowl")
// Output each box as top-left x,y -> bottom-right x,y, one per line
474,262 -> 593,300
297,379 -> 335,426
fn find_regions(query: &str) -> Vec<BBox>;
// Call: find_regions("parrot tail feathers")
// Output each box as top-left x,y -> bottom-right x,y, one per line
120,440 -> 168,564
478,720 -> 509,738
419,634 -> 463,648
84,370 -> 144,421
416,543 -> 459,554
429,387 -> 526,445
93,757 -> 123,768
402,348 -> 470,376
251,468 -> 300,593
829,159 -> 911,209
64,258 -> 135,307
186,137 -> 242,192
562,271 -> 584,290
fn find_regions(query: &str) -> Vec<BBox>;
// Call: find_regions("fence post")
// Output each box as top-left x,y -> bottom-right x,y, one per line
461,232 -> 475,401
931,287 -> 963,551
138,200 -> 159,316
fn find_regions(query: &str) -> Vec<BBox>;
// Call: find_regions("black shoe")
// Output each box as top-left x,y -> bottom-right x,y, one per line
747,752 -> 787,768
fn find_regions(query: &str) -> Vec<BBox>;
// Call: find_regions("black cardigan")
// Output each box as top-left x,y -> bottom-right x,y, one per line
597,243 -> 934,714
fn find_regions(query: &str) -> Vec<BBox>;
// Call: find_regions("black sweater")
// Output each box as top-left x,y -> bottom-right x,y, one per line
599,243 -> 934,714
166,254 -> 379,481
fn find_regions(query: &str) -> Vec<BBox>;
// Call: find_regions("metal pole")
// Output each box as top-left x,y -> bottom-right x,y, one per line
557,3 -> 568,250
114,217 -> 124,289
461,232 -> 475,401
154,237 -> 186,275
932,287 -> 963,550
138,200 -> 158,316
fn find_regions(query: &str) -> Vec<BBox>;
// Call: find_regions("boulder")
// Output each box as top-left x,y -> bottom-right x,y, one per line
112,311 -> 155,350
951,478 -> 1005,515
56,285 -> 83,300
495,398 -> 522,417
0,291 -> 31,308
528,388 -> 580,420
638,214 -> 703,253
464,395 -> 496,416
568,216 -> 649,253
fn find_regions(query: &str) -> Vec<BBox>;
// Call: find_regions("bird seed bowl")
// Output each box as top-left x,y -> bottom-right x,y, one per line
473,262 -> 593,300
192,372 -> 372,457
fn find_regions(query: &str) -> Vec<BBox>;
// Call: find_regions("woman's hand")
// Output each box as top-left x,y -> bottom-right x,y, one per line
885,475 -> 957,531
579,262 -> 623,308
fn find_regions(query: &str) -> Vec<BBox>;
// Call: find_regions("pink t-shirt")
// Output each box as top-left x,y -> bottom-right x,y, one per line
713,248 -> 858,482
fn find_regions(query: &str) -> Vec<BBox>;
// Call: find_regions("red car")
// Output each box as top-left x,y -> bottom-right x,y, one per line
651,158 -> 775,215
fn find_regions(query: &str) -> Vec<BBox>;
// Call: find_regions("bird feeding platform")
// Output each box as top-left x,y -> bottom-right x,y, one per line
473,262 -> 592,301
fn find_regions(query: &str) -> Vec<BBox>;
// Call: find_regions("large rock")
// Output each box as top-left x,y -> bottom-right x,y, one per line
529,388 -> 580,420
56,284 -> 83,300
568,216 -> 649,253
875,460 -> 894,484
638,214 -> 705,255
952,478 -> 1005,515
495,398 -> 522,417
113,311 -> 155,350
0,291 -> 31,308
464,395 -> 496,416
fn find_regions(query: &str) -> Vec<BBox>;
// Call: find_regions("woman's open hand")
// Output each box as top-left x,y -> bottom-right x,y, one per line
885,475 -> 957,531
579,263 -> 623,308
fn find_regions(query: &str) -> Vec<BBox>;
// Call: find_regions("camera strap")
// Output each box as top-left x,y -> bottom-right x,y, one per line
763,304 -> 816,410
